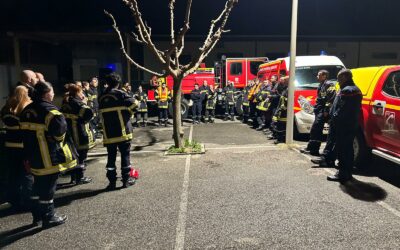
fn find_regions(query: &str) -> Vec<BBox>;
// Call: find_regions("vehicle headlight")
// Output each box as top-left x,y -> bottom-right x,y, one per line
298,95 -> 314,115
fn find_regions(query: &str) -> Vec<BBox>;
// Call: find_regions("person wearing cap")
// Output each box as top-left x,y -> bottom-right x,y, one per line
223,81 -> 236,121
191,83 -> 202,124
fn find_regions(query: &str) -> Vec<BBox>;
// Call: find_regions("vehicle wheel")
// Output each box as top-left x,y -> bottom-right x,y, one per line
235,95 -> 243,116
168,98 -> 190,119
353,130 -> 371,170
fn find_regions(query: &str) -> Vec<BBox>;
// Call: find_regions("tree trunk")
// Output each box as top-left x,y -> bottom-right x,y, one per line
172,77 -> 184,148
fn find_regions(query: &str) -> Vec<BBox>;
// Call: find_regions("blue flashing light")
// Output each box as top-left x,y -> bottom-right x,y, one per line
106,63 -> 117,71
320,50 -> 328,56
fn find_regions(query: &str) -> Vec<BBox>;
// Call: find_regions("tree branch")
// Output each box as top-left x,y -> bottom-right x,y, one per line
104,10 -> 163,77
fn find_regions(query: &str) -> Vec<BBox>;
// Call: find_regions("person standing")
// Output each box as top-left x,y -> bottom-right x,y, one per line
301,70 -> 336,156
99,73 -> 139,190
271,76 -> 289,144
89,77 -> 100,137
122,82 -> 134,97
223,81 -> 236,121
61,84 -> 95,185
191,83 -> 202,124
199,80 -> 210,122
20,81 -> 76,227
242,80 -> 253,124
313,69 -> 362,183
255,80 -> 271,131
0,86 -> 33,211
134,85 -> 148,127
155,82 -> 171,127
205,84 -> 217,123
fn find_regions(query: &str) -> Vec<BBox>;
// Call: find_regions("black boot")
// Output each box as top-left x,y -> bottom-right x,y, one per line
42,214 -> 67,228
106,181 -> 116,191
122,177 -> 136,188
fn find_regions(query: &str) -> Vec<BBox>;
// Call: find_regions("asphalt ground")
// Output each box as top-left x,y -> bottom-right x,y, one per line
1,118 -> 400,249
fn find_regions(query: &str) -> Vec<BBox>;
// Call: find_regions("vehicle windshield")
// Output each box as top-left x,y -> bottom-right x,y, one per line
295,65 -> 344,89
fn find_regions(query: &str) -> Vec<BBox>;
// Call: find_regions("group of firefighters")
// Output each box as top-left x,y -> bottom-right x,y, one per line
1,71 -> 140,228
0,66 -> 362,229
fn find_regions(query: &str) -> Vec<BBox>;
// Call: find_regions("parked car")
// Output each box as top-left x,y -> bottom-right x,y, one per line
352,66 -> 400,168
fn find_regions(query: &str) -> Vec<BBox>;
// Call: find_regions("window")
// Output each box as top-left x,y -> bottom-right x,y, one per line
230,62 -> 242,75
382,71 -> 400,98
295,65 -> 344,89
250,61 -> 264,76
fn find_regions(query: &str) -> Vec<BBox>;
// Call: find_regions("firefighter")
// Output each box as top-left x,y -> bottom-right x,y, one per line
99,73 -> 139,190
255,80 -> 271,131
199,80 -> 210,122
20,81 -> 77,227
223,81 -> 236,121
205,84 -> 217,123
249,79 -> 261,127
241,80 -> 253,123
191,83 -> 202,124
61,84 -> 95,185
89,77 -> 100,137
313,70 -> 362,183
264,75 -> 279,130
271,76 -> 289,144
155,82 -> 171,127
266,76 -> 286,137
134,85 -> 148,127
122,82 -> 134,97
0,86 -> 33,210
301,70 -> 337,156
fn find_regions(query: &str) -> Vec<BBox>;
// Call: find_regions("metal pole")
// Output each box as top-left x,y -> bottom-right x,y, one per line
286,0 -> 298,145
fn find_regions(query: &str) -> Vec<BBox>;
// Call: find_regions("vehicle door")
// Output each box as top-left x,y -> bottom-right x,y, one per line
226,59 -> 245,89
369,68 -> 400,155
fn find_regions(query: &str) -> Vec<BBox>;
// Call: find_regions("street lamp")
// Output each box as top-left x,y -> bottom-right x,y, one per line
286,0 -> 298,146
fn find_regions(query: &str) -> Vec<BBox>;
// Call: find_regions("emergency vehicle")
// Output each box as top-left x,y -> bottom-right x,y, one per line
352,66 -> 400,167
147,58 -> 268,118
257,55 -> 345,135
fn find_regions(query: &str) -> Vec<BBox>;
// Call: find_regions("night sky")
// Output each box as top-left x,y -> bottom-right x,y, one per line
1,0 -> 400,36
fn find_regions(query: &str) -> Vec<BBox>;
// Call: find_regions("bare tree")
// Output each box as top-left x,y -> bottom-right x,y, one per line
105,0 -> 238,148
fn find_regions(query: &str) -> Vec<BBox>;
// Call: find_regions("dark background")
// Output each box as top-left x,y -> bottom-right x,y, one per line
1,0 -> 400,36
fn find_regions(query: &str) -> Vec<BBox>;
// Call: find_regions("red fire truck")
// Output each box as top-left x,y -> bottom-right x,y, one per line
147,57 -> 268,118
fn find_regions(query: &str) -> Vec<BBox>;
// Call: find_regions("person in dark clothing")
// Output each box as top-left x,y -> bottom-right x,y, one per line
270,76 -> 289,144
89,77 -> 100,137
191,83 -> 202,124
242,80 -> 254,124
199,80 -> 210,122
61,84 -> 95,185
155,82 -> 171,127
264,75 -> 279,130
134,85 -> 148,127
0,86 -> 33,211
223,81 -> 236,121
20,81 -> 77,227
301,70 -> 337,156
122,82 -> 134,97
99,73 -> 139,190
255,80 -> 271,130
312,69 -> 362,183
205,84 -> 217,123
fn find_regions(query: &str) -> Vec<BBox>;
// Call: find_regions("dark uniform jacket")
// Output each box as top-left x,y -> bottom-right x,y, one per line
256,84 -> 271,111
134,91 -> 148,112
273,87 -> 289,122
242,85 -> 252,107
61,97 -> 95,150
314,80 -> 337,114
206,89 -> 217,110
223,85 -> 236,105
1,106 -> 23,150
330,81 -> 362,130
20,100 -> 77,176
199,85 -> 210,101
89,86 -> 99,112
155,87 -> 171,109
191,89 -> 202,103
99,88 -> 138,145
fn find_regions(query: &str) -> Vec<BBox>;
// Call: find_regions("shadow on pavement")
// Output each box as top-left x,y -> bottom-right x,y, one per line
55,188 -> 107,208
340,178 -> 387,202
0,224 -> 43,248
